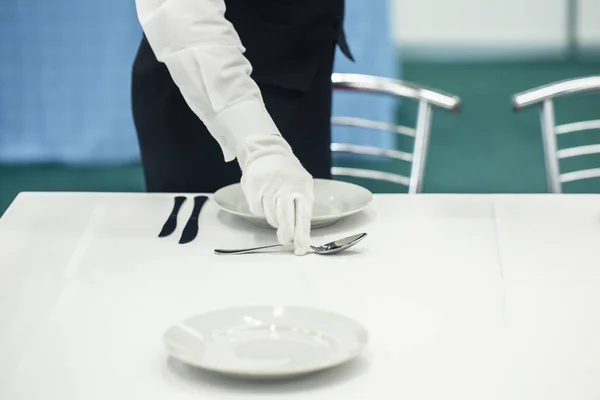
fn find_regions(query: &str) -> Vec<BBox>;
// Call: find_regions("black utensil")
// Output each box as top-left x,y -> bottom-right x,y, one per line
179,196 -> 209,244
158,196 -> 187,238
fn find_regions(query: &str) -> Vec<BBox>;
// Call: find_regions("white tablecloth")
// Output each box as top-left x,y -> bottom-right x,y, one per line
1,192 -> 600,399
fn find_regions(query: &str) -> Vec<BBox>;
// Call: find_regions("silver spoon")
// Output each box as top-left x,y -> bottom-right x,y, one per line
214,233 -> 367,255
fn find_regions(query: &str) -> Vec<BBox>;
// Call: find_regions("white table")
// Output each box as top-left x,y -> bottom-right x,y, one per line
1,192 -> 600,399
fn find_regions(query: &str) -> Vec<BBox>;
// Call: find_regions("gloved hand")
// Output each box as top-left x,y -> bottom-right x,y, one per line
236,134 -> 314,255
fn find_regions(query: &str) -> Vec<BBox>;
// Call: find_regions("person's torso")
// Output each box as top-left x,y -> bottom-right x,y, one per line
224,0 -> 349,92
134,1 -> 349,93
224,0 -> 344,32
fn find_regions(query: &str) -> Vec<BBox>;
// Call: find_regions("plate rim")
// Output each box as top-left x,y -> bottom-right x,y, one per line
213,179 -> 373,222
163,305 -> 369,378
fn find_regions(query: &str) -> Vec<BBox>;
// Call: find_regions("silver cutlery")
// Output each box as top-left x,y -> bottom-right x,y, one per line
214,233 -> 367,255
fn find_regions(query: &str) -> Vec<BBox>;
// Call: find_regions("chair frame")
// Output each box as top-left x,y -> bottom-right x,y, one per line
331,73 -> 461,194
513,76 -> 600,193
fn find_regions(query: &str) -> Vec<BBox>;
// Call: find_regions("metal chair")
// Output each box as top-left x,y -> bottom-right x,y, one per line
330,73 -> 461,194
513,76 -> 600,193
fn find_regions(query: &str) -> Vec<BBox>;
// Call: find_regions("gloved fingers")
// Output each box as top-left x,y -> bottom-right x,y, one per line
292,197 -> 311,256
276,195 -> 295,246
262,195 -> 278,228
247,194 -> 265,217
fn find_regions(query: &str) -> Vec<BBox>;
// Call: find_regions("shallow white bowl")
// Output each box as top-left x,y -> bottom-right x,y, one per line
163,306 -> 368,379
213,179 -> 373,229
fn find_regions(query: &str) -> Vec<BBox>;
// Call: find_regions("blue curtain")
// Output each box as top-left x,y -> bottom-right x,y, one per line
0,0 -> 400,164
0,0 -> 142,164
332,0 -> 401,150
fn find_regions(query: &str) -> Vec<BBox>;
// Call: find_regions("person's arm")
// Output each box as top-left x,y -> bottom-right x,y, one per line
135,0 -> 314,255
135,0 -> 281,162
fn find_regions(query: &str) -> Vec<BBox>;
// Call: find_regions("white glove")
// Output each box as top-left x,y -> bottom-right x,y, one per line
236,134 -> 314,255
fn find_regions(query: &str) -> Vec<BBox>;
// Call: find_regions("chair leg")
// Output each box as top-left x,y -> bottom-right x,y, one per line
409,100 -> 433,194
540,100 -> 561,193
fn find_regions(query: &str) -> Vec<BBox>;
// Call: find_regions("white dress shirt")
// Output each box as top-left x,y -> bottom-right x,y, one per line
134,0 -> 282,162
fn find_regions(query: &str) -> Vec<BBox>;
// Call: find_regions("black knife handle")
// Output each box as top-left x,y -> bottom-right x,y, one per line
172,196 -> 187,216
189,196 -> 208,220
178,196 -> 208,244
158,196 -> 187,238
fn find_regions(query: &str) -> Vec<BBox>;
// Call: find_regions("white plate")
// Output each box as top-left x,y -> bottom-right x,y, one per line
163,306 -> 368,379
213,179 -> 373,229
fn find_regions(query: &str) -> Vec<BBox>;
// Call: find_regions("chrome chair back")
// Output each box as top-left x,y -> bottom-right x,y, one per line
513,76 -> 600,193
331,73 -> 461,193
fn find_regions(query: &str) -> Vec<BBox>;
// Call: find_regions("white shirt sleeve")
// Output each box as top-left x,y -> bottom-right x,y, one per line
135,0 -> 282,162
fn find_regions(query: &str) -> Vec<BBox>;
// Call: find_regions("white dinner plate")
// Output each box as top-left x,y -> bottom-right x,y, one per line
163,306 -> 368,379
213,179 -> 373,229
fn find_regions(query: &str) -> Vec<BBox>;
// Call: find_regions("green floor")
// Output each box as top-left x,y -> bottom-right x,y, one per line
2,60 -> 600,215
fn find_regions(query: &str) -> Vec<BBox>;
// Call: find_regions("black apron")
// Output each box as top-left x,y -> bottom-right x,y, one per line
131,0 -> 352,193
